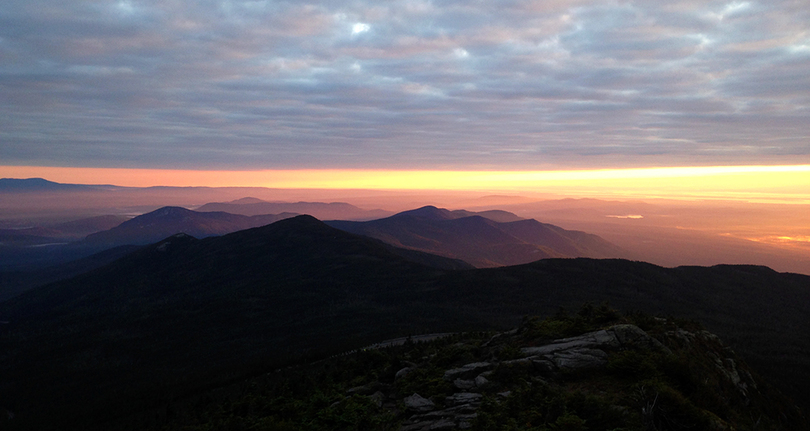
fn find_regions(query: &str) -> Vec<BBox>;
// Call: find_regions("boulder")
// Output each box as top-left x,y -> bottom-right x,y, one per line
404,393 -> 435,412
446,392 -> 483,406
396,366 -> 413,380
443,362 -> 493,381
549,348 -> 608,369
454,378 -> 476,390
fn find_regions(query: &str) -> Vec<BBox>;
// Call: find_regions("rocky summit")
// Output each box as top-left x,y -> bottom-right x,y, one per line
154,305 -> 807,431
393,322 -> 764,430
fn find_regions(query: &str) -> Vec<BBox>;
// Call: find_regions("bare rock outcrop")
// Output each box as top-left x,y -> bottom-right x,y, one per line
323,317 -> 805,430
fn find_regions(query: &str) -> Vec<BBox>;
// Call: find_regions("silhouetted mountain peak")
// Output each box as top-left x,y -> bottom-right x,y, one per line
1,177 -> 57,188
389,206 -> 523,224
253,214 -> 328,235
142,206 -> 195,219
393,205 -> 455,220
330,206 -> 626,267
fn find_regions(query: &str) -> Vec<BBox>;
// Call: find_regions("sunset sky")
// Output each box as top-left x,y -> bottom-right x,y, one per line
1,0 -> 809,190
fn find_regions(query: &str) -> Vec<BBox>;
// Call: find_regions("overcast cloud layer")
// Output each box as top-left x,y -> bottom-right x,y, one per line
1,0 -> 809,169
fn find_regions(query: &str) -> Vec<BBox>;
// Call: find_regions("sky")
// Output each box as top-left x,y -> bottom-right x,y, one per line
1,0 -> 809,175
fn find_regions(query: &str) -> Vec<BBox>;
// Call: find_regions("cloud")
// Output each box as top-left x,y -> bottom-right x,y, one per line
352,22 -> 370,35
1,0 -> 809,169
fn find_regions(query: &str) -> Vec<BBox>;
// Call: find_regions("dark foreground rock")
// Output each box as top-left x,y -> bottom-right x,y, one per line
149,306 -> 808,431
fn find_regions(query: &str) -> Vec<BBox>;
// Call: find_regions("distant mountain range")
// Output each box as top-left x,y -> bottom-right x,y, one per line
87,205 -> 622,268
83,206 -> 297,247
0,177 -> 122,192
1,215 -> 808,429
196,197 -> 391,221
0,203 -> 621,304
328,205 -> 628,267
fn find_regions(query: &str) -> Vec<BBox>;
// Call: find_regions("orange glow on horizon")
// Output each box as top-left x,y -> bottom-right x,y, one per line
2,165 -> 809,203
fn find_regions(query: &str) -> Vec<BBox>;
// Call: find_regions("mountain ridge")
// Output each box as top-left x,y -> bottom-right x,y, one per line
83,206 -> 297,247
328,205 -> 627,267
0,177 -> 119,191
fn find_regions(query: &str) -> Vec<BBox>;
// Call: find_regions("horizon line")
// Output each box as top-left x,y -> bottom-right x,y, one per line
2,164 -> 809,204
